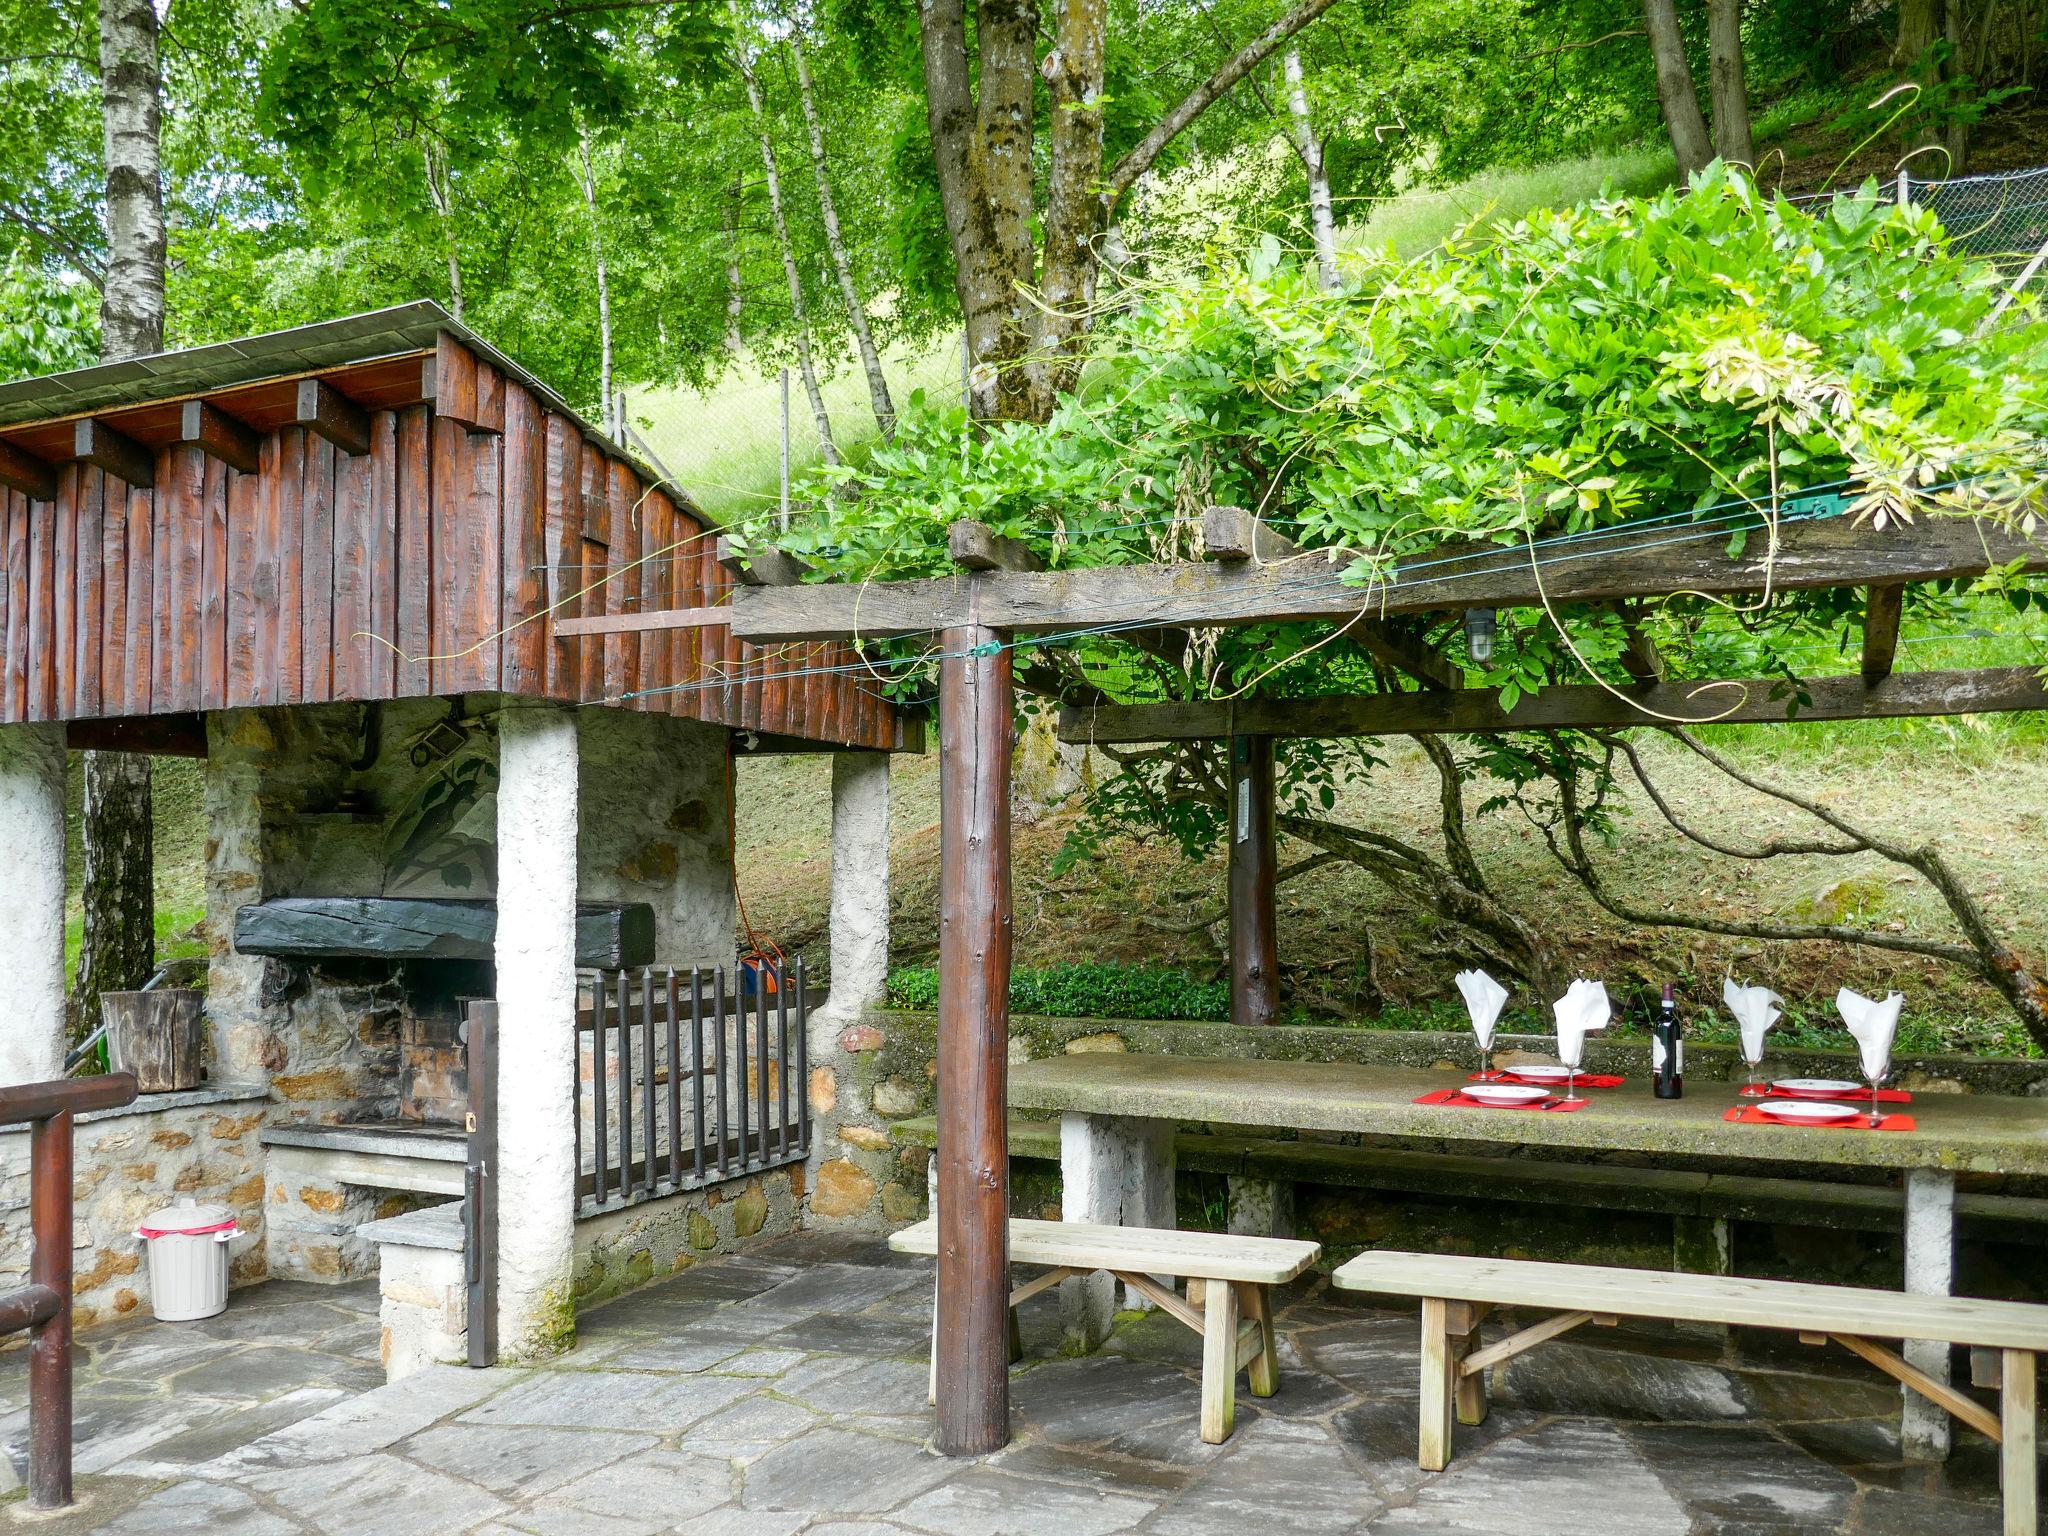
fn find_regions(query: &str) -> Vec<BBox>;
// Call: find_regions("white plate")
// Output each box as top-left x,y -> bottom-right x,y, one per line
1772,1078 -> 1864,1098
1503,1064 -> 1573,1083
1755,1099 -> 1863,1124
1460,1083 -> 1552,1106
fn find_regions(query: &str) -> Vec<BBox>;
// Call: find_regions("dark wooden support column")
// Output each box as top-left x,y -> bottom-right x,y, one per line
935,617 -> 1014,1456
1228,735 -> 1281,1027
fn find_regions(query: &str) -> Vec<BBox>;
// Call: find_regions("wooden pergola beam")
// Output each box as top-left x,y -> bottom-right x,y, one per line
949,519 -> 1043,573
727,516 -> 2048,642
294,379 -> 371,456
1057,665 -> 2048,744
1863,583 -> 1906,683
716,536 -> 812,587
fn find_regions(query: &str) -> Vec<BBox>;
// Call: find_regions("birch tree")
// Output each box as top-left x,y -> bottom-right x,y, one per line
1282,49 -> 1338,290
575,128 -> 615,415
737,42 -> 839,466
789,33 -> 894,437
81,0 -> 163,1037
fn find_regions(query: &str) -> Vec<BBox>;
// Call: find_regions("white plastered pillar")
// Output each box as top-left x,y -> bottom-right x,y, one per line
0,723 -> 66,1087
494,703 -> 581,1361
827,751 -> 892,1012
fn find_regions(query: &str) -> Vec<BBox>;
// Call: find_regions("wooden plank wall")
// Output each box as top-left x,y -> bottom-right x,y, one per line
0,338 -> 898,749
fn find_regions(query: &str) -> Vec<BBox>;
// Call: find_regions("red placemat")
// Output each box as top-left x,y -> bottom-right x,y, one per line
1416,1088 -> 1591,1114
1737,1083 -> 1912,1103
1721,1105 -> 1917,1132
1472,1071 -> 1625,1089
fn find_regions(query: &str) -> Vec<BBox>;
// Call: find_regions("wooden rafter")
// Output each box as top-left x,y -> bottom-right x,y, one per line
176,400 -> 262,474
0,439 -> 56,501
723,514 -> 2048,642
71,418 -> 152,489
1056,665 -> 2048,743
1863,583 -> 1906,683
717,536 -> 812,587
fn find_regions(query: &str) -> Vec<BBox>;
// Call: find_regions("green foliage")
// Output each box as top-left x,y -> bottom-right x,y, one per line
885,962 -> 1231,1021
0,255 -> 97,381
805,166 -> 2048,591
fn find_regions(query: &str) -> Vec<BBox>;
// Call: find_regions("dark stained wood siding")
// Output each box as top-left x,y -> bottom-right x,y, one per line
0,334 -> 899,748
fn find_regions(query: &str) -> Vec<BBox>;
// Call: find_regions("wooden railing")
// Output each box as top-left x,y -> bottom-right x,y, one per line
0,1073 -> 138,1509
573,962 -> 814,1217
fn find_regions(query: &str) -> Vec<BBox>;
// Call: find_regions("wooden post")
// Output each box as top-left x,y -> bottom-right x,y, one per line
464,999 -> 499,1368
935,619 -> 1013,1456
28,1107 -> 73,1509
1419,1295 -> 1455,1472
1228,735 -> 1279,1027
2002,1349 -> 2037,1536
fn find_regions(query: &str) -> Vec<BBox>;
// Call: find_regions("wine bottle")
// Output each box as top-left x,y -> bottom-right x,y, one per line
1653,982 -> 1683,1099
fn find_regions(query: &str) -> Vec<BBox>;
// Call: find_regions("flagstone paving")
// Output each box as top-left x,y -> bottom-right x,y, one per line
1,1231 -> 2024,1534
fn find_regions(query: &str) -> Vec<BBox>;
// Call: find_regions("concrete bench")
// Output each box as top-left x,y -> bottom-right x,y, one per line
1334,1249 -> 2048,1536
890,1216 -> 1319,1443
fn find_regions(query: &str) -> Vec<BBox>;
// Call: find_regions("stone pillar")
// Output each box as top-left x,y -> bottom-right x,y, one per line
1059,1112 -> 1177,1348
1227,1176 -> 1296,1240
494,704 -> 580,1362
0,724 -> 66,1087
827,751 -> 891,1010
1902,1167 -> 1957,1459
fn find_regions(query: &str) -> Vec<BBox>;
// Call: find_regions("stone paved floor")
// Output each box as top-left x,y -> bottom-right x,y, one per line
0,1233 -> 2025,1535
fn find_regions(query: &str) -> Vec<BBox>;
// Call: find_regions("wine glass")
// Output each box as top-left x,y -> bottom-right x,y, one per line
1864,1064 -> 1888,1129
1742,1038 -> 1765,1096
1477,1034 -> 1494,1083
1559,1036 -> 1585,1105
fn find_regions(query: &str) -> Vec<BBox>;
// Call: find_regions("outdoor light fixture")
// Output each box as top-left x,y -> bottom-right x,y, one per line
1465,608 -> 1497,665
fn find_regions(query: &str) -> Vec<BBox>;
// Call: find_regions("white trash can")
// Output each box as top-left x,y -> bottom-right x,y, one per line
137,1198 -> 237,1322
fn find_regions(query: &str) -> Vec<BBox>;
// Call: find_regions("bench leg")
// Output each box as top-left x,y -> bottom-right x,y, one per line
1420,1297 -> 1455,1473
1201,1276 -> 1240,1444
2005,1349 -> 2037,1536
1904,1168 -> 1958,1461
1240,1283 -> 1279,1398
1450,1302 -> 1489,1427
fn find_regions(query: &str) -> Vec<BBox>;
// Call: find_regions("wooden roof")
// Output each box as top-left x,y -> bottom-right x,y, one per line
0,310 -> 914,752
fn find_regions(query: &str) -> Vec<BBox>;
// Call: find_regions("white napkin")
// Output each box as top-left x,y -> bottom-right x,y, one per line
1551,979 -> 1611,1069
1837,987 -> 1904,1081
1723,979 -> 1785,1065
1455,969 -> 1509,1052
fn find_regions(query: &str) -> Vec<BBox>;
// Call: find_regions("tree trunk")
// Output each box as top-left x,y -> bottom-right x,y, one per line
1945,0 -> 1969,175
722,181 -> 747,358
1705,0 -> 1755,169
574,129 -> 615,416
84,0 -> 162,1040
739,50 -> 840,467
423,141 -> 465,320
1030,0 -> 1110,416
1896,0 -> 1941,62
790,36 -> 896,439
1642,0 -> 1715,179
1283,49 -> 1339,290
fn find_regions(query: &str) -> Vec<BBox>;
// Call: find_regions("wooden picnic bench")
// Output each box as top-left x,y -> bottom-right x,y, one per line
1334,1250 -> 2048,1536
890,1216 -> 1320,1443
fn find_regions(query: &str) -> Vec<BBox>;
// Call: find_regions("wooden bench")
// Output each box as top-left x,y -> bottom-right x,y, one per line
890,1217 -> 1320,1443
1334,1250 -> 2048,1536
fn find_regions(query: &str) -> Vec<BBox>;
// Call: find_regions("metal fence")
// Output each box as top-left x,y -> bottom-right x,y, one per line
1908,164 -> 2048,270
574,961 -> 814,1217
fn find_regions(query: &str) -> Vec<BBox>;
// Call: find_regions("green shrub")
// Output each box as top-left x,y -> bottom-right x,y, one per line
885,963 -> 1230,1022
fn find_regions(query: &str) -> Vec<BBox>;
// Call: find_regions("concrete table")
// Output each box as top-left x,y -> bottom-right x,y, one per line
1010,1052 -> 2048,1460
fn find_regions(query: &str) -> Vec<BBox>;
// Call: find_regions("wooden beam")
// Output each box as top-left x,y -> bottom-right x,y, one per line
715,536 -> 812,587
0,440 -> 56,501
552,605 -> 731,638
176,400 -> 262,474
1228,735 -> 1280,1028
1863,583 -> 1905,683
1831,1332 -> 2004,1444
65,714 -> 207,757
728,515 -> 2048,642
294,378 -> 371,456
429,333 -> 504,433
933,616 -> 1013,1456
1612,603 -> 1665,684
1203,505 -> 1300,564
71,418 -> 153,489
949,519 -> 1044,573
1058,665 -> 2048,743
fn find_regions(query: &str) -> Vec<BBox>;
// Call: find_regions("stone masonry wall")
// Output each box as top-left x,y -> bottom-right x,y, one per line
574,1166 -> 804,1308
0,1092 -> 271,1333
